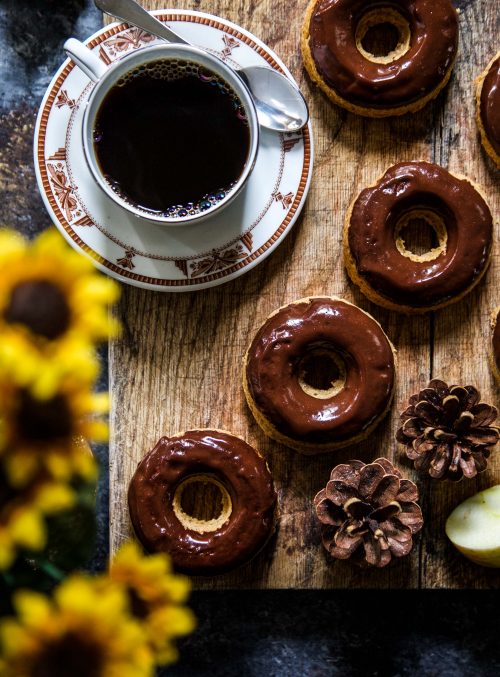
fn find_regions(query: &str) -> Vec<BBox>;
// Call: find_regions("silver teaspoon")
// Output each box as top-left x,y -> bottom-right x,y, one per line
94,0 -> 309,132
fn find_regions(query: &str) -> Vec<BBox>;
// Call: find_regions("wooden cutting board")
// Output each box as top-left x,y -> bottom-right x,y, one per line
108,0 -> 500,589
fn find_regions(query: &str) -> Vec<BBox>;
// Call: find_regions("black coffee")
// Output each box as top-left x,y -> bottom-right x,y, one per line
93,59 -> 250,217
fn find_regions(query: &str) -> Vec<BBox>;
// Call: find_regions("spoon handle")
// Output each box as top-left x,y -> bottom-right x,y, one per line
94,0 -> 188,45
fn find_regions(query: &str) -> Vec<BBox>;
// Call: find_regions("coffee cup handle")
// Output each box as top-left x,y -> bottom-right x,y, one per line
64,38 -> 108,83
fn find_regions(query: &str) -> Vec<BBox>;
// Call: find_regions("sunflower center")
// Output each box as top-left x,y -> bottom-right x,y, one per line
15,390 -> 73,443
4,280 -> 71,340
31,631 -> 105,677
127,587 -> 150,619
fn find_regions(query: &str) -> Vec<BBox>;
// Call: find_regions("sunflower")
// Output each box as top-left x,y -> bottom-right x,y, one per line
0,228 -> 120,399
0,575 -> 154,677
108,541 -> 195,665
0,373 -> 105,486
0,465 -> 75,570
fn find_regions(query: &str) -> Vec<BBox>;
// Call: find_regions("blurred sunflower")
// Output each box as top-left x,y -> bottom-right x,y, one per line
0,469 -> 74,570
0,575 -> 154,677
0,228 -> 120,399
0,376 -> 106,486
109,541 -> 195,665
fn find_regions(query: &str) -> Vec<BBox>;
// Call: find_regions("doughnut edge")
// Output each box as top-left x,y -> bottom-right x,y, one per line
127,429 -> 279,576
242,296 -> 397,454
342,166 -> 495,314
475,50 -> 500,169
300,0 -> 458,118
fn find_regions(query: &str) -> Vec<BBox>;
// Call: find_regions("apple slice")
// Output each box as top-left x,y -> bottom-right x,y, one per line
446,486 -> 500,567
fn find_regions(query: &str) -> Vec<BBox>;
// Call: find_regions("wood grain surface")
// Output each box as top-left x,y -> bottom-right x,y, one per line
108,0 -> 500,589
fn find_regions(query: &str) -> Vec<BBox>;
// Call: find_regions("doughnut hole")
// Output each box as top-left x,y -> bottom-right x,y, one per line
173,474 -> 232,533
355,8 -> 411,64
297,343 -> 347,400
395,209 -> 448,262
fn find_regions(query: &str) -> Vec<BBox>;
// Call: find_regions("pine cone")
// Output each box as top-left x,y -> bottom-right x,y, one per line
314,458 -> 423,568
397,379 -> 499,481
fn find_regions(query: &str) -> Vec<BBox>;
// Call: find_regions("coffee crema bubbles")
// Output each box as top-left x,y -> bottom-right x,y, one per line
93,58 -> 251,218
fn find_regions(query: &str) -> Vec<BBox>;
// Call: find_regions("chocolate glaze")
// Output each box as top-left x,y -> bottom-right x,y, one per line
348,162 -> 493,309
245,298 -> 395,444
480,55 -> 500,156
128,430 -> 277,575
308,0 -> 458,108
493,309 -> 500,377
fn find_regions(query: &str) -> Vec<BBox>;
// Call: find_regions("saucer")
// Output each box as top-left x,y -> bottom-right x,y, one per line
34,10 -> 313,291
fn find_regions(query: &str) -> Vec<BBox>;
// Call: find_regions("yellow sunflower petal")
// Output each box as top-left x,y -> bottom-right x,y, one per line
0,228 -> 120,397
108,540 -> 195,664
14,591 -> 52,627
140,554 -> 171,576
30,363 -> 66,401
1,571 -> 157,677
151,606 -> 196,637
5,451 -> 39,487
113,540 -> 142,565
0,535 -> 15,570
71,446 -> 98,480
0,230 -> 25,261
9,508 -> 46,551
162,576 -> 191,603
75,276 -> 120,304
0,369 -> 105,485
155,645 -> 179,666
91,392 -> 110,414
0,620 -> 28,656
35,482 -> 75,512
88,419 -> 109,442
56,576 -> 127,620
44,452 -> 73,481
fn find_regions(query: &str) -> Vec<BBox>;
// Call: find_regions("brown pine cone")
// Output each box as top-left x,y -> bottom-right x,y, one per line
314,458 -> 423,568
397,379 -> 499,481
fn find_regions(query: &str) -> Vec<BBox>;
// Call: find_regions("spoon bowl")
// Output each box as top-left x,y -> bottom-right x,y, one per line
238,67 -> 308,132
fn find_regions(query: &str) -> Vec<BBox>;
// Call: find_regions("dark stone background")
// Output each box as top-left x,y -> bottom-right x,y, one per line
0,1 -> 499,675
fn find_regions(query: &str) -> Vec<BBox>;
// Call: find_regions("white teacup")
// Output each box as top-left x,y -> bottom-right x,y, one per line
64,38 -> 260,226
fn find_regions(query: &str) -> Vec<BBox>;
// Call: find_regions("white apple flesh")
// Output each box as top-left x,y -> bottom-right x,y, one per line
445,485 -> 500,567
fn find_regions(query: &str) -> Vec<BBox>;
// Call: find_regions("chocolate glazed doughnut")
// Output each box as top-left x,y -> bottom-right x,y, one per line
344,162 -> 494,313
476,52 -> 500,168
243,297 -> 396,454
128,430 -> 277,575
301,0 -> 458,117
